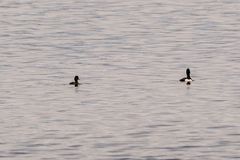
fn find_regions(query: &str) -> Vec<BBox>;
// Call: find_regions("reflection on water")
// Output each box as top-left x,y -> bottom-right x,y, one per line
0,0 -> 240,159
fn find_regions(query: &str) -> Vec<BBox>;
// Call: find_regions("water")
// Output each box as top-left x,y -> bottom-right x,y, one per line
0,0 -> 240,159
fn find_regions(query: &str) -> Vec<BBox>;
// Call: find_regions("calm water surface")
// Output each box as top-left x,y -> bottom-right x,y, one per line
0,0 -> 240,159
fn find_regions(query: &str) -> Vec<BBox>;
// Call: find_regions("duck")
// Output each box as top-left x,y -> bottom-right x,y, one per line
69,76 -> 80,87
179,68 -> 192,85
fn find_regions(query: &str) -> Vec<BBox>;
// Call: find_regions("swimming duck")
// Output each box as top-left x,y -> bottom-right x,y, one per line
69,76 -> 80,87
179,68 -> 192,85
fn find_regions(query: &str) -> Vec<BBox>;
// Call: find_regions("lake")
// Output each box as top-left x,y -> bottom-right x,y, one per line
0,0 -> 240,159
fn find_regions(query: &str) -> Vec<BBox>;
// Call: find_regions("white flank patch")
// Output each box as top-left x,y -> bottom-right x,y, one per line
185,79 -> 192,82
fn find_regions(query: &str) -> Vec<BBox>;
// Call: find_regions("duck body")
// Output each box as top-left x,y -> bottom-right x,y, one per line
69,76 -> 80,87
179,68 -> 193,84
179,77 -> 192,82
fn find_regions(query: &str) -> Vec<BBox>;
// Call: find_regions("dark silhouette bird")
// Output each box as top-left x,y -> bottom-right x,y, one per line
179,68 -> 192,85
69,76 -> 80,87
